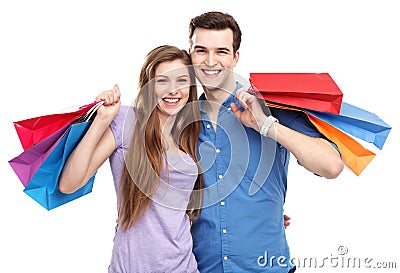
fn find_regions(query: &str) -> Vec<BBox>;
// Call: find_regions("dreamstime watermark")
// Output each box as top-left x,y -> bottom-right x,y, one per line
257,246 -> 397,270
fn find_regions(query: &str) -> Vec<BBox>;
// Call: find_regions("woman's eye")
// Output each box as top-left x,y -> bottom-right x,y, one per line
156,79 -> 168,84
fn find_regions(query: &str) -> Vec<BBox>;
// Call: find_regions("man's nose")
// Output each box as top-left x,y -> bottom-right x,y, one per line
205,52 -> 217,66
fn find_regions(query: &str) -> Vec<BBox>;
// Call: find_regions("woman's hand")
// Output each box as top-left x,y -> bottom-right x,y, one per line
95,84 -> 121,123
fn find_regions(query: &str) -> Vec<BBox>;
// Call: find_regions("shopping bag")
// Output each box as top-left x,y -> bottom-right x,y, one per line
8,123 -> 70,187
23,120 -> 96,210
266,102 -> 376,175
13,101 -> 99,150
307,102 -> 391,150
305,114 -> 376,176
249,73 -> 343,114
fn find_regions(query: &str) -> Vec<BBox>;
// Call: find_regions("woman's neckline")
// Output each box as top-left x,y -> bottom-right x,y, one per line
166,151 -> 190,158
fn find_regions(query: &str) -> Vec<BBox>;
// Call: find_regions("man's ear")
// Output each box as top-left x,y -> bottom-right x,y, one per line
233,50 -> 240,67
188,40 -> 193,54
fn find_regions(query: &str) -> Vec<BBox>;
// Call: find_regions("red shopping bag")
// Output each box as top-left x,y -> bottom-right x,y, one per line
13,101 -> 100,150
249,73 -> 343,114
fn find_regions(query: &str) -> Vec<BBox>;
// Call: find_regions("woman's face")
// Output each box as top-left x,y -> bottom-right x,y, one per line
154,59 -> 191,122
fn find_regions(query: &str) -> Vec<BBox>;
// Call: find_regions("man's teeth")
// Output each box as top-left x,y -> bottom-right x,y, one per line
163,98 -> 179,103
203,70 -> 220,75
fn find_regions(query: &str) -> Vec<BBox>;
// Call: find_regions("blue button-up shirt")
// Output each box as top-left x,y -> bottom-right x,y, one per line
192,83 -> 331,272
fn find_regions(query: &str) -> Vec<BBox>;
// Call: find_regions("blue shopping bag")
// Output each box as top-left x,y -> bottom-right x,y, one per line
307,102 -> 392,150
23,120 -> 96,210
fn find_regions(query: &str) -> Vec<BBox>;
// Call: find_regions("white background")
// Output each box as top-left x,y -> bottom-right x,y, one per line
1,1 -> 399,272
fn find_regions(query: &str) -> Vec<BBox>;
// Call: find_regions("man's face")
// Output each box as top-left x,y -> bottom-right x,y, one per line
189,28 -> 239,91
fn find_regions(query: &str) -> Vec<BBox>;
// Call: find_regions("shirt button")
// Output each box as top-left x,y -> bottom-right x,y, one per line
220,201 -> 225,206
206,124 -> 211,129
215,148 -> 221,154
227,107 -> 232,111
218,174 -> 223,179
222,229 -> 227,234
223,256 -> 228,261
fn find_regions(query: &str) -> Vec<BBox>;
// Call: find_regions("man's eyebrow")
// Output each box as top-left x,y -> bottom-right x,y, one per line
217,47 -> 230,52
193,45 -> 206,50
193,45 -> 231,52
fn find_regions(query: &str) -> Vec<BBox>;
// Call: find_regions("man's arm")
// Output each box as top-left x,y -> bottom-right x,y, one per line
270,121 -> 343,178
231,89 -> 344,179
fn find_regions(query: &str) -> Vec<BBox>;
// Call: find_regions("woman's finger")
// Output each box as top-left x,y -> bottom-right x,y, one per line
96,84 -> 120,105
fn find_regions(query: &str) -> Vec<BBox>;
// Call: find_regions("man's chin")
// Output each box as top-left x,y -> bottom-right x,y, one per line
196,71 -> 233,92
202,83 -> 220,90
198,78 -> 226,91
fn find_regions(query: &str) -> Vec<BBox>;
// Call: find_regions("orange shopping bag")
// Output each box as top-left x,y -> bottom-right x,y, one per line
266,102 -> 375,176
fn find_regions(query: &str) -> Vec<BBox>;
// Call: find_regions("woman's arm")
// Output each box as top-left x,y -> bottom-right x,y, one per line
59,84 -> 121,193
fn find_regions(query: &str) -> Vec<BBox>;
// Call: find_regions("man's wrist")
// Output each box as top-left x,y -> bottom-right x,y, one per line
259,115 -> 279,137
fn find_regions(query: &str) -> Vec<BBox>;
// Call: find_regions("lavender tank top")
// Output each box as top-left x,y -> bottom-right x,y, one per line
107,105 -> 199,273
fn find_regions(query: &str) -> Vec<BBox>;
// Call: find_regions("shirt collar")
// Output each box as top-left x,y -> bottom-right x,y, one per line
199,82 -> 244,114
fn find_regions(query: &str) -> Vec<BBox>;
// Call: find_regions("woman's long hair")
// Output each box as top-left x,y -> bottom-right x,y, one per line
118,45 -> 203,230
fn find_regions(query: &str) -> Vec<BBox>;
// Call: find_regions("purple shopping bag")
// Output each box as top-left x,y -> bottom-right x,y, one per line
9,100 -> 104,187
9,124 -> 70,187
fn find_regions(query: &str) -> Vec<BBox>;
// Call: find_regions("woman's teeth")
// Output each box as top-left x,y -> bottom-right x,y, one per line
163,98 -> 180,103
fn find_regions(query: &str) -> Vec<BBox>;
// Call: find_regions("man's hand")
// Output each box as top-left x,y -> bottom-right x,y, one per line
284,214 -> 291,229
230,88 -> 267,132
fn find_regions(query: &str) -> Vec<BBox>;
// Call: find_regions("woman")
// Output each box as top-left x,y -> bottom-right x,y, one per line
59,45 -> 203,273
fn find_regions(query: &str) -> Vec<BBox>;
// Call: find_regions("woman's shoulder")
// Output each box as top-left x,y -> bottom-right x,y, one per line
113,105 -> 136,126
110,105 -> 136,148
119,104 -> 134,116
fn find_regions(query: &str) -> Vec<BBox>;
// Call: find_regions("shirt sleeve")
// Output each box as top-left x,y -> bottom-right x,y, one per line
109,105 -> 135,150
271,107 -> 341,166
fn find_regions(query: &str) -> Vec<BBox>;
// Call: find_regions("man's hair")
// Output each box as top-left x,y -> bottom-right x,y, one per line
189,11 -> 242,53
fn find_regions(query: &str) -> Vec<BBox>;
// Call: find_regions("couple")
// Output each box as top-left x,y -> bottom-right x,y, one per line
59,11 -> 343,273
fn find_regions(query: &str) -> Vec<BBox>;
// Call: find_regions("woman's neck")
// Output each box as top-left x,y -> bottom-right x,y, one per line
159,114 -> 184,155
159,114 -> 176,137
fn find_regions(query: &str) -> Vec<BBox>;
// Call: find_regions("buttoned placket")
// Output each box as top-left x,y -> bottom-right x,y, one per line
218,104 -> 233,270
199,95 -> 238,272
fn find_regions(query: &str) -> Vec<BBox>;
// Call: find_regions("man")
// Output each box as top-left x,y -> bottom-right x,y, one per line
188,11 -> 344,272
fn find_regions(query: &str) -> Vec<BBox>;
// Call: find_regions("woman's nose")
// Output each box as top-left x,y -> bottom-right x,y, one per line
167,83 -> 179,95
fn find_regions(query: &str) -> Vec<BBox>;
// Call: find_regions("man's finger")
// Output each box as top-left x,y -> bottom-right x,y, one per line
230,102 -> 241,119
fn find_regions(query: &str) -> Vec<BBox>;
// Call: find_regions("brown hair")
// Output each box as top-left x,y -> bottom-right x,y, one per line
118,45 -> 203,230
189,11 -> 242,53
